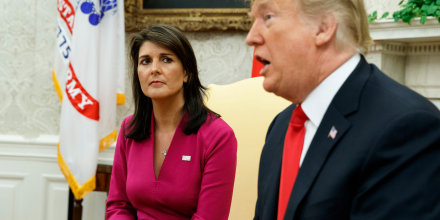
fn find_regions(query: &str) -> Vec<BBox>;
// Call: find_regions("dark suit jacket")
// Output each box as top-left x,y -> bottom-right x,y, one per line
254,56 -> 440,220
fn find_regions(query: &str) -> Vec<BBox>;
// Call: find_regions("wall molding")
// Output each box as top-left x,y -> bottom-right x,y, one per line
370,18 -> 440,42
0,172 -> 26,220
367,19 -> 440,101
369,41 -> 407,55
369,18 -> 440,55
407,42 -> 440,55
369,41 -> 440,56
0,172 -> 27,180
0,135 -> 115,164
0,135 -> 59,162
42,174 -> 68,220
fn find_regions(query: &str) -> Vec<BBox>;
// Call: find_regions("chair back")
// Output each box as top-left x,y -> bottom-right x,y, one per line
205,77 -> 290,220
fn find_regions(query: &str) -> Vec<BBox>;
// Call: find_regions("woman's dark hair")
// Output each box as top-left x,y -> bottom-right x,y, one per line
126,24 -> 218,141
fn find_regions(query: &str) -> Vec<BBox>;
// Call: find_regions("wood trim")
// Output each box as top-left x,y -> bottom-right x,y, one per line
125,0 -> 252,32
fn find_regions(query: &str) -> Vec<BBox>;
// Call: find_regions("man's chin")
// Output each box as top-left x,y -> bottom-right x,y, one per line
262,78 -> 276,94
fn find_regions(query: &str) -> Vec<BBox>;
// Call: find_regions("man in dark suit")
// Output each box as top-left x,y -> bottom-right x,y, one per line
246,0 -> 440,219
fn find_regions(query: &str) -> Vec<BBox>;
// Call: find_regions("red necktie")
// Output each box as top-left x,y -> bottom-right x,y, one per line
277,105 -> 308,220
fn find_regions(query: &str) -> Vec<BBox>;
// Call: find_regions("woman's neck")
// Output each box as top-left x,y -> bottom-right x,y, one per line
152,97 -> 185,132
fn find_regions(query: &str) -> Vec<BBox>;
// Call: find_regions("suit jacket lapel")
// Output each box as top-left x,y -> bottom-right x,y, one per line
264,105 -> 294,218
283,56 -> 371,219
284,105 -> 350,219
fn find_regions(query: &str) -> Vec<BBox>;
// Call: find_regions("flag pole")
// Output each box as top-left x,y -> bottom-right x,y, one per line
68,188 -> 83,220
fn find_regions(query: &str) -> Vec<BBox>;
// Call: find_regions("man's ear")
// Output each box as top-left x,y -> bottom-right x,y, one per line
315,12 -> 338,46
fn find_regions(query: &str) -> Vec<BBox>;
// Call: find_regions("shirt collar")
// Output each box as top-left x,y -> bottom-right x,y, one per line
302,54 -> 360,127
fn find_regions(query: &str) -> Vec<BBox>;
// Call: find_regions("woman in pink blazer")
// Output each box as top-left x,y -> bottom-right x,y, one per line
106,24 -> 237,220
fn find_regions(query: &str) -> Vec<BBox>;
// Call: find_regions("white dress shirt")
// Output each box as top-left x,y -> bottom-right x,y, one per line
299,54 -> 361,166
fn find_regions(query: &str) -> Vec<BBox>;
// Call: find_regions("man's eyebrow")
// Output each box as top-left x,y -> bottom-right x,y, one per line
249,1 -> 271,15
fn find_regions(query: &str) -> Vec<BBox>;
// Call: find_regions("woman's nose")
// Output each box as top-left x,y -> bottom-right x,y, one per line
150,59 -> 161,75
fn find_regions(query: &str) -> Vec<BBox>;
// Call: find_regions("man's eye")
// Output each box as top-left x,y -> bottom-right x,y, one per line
265,14 -> 273,20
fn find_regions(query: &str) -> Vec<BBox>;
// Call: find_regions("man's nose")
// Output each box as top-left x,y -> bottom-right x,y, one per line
246,21 -> 263,46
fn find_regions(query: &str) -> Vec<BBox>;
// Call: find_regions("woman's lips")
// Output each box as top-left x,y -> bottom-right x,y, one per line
150,81 -> 164,85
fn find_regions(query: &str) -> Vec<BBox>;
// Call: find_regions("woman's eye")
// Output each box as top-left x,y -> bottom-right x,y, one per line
163,57 -> 172,63
140,58 -> 151,65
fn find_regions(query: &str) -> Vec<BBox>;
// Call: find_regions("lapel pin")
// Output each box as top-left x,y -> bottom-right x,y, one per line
328,126 -> 338,140
182,155 -> 191,161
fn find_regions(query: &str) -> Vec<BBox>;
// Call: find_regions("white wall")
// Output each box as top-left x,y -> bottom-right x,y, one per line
0,1 -> 252,139
364,0 -> 402,15
0,135 -> 67,220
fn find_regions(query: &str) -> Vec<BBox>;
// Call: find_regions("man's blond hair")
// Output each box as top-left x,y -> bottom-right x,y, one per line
296,0 -> 373,53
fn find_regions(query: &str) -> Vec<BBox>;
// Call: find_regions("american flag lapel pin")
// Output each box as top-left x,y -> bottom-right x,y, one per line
328,126 -> 338,140
182,155 -> 191,161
